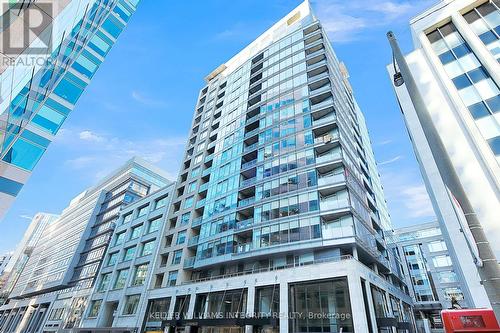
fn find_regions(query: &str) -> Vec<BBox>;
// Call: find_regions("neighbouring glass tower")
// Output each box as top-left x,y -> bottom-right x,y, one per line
142,2 -> 414,333
0,0 -> 141,219
0,158 -> 170,333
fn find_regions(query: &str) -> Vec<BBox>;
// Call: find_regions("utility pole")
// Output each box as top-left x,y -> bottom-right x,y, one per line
387,31 -> 500,319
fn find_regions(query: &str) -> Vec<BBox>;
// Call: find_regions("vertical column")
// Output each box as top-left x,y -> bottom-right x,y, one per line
451,13 -> 500,86
245,285 -> 256,333
279,282 -> 288,333
352,246 -> 358,260
363,280 -> 378,332
347,274 -> 370,332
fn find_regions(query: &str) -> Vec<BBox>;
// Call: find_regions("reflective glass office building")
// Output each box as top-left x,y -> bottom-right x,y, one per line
143,2 -> 414,333
0,0 -> 140,219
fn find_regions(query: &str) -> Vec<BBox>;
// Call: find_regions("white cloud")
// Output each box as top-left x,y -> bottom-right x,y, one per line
375,139 -> 393,146
57,128 -> 185,182
378,155 -> 403,166
313,0 -> 435,42
79,130 -> 105,143
131,91 -> 168,108
380,168 -> 435,223
401,184 -> 435,218
19,215 -> 33,221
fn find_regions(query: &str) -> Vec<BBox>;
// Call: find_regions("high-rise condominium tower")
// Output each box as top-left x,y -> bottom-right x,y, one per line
387,0 -> 498,309
138,2 -> 414,333
0,0 -> 141,219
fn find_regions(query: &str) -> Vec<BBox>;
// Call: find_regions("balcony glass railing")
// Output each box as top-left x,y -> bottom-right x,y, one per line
238,197 -> 255,207
188,236 -> 199,246
242,159 -> 257,169
318,173 -> 345,187
311,97 -> 334,111
314,130 -> 339,144
199,183 -> 209,192
184,257 -> 195,268
236,243 -> 253,254
241,177 -> 256,187
192,217 -> 203,227
236,218 -> 254,230
195,199 -> 206,209
316,150 -> 342,164
319,198 -> 349,211
244,143 -> 258,152
244,127 -> 259,138
202,167 -> 212,177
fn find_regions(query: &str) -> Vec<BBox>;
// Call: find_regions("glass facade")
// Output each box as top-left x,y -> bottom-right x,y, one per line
289,278 -> 354,333
158,9 -> 393,286
427,21 -> 500,157
0,0 -> 141,216
463,0 -> 500,62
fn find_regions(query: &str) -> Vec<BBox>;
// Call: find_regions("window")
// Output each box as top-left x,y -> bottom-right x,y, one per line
113,269 -> 129,289
433,255 -> 452,267
148,217 -> 163,233
141,240 -> 156,256
167,271 -> 178,286
172,250 -> 182,265
176,231 -> 187,245
180,213 -> 190,226
187,181 -> 197,193
184,197 -> 194,209
123,247 -> 136,261
138,205 -> 149,217
428,240 -> 447,252
98,273 -> 111,292
114,232 -> 125,246
123,295 -> 141,315
194,154 -> 203,164
438,271 -> 458,283
88,300 -> 102,318
130,225 -> 143,239
123,213 -> 133,224
132,264 -> 148,286
155,196 -> 168,209
107,252 -> 118,266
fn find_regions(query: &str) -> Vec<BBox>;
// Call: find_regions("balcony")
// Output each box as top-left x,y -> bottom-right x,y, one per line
316,150 -> 342,164
238,196 -> 255,207
311,97 -> 334,112
244,143 -> 258,153
319,197 -> 349,211
314,130 -> 338,144
195,199 -> 206,209
318,173 -> 345,187
241,177 -> 256,187
199,183 -> 209,193
244,127 -> 259,139
204,154 -> 214,163
236,218 -> 254,230
192,217 -> 203,227
202,167 -> 212,177
242,159 -> 257,170
236,243 -> 253,254
188,235 -> 199,247
184,257 -> 195,268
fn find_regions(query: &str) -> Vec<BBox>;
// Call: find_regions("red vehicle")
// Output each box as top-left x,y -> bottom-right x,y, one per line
441,309 -> 500,332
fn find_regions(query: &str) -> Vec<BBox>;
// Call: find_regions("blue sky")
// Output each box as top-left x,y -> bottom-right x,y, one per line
0,0 -> 438,253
